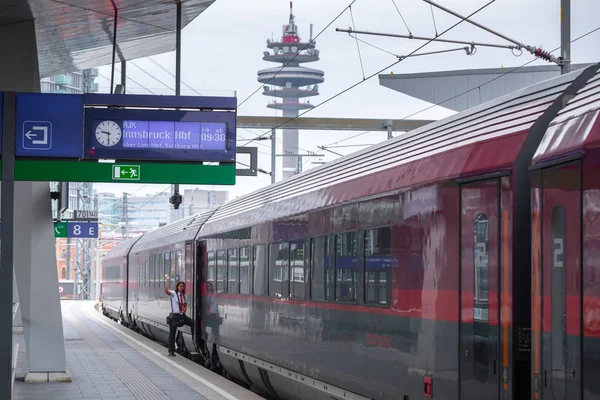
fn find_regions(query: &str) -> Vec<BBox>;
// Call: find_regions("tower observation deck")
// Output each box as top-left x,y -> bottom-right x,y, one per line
258,1 -> 324,180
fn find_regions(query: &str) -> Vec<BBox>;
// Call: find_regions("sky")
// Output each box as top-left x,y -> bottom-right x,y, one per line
94,0 -> 600,201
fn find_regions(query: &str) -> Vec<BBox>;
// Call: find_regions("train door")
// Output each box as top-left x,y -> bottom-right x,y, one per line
540,162 -> 582,399
194,241 -> 205,347
460,179 -> 500,399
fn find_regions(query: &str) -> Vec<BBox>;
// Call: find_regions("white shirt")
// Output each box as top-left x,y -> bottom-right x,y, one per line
168,290 -> 186,314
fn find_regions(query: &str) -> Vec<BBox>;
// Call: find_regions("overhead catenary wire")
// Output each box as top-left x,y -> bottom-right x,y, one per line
242,0 -> 497,147
131,185 -> 172,212
349,6 -> 366,80
129,60 -> 174,92
98,71 -> 157,95
422,0 -> 561,64
338,28 -> 518,50
391,0 -> 412,36
396,24 -> 600,122
429,3 -> 439,36
147,57 -> 203,96
308,24 -> 600,159
349,34 -> 400,58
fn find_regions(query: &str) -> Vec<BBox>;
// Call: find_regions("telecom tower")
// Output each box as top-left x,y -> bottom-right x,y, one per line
258,2 -> 324,180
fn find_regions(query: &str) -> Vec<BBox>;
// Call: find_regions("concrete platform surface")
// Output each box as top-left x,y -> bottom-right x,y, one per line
13,300 -> 265,400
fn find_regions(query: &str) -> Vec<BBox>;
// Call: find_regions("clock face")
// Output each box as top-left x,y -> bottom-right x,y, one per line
95,121 -> 122,147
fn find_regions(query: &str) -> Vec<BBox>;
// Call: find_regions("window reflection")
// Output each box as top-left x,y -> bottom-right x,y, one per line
207,251 -> 216,292
336,232 -> 357,302
253,245 -> 267,296
269,243 -> 289,298
365,227 -> 392,305
239,247 -> 251,295
290,242 -> 305,299
473,214 -> 489,383
311,236 -> 329,301
227,249 -> 239,294
216,250 -> 226,293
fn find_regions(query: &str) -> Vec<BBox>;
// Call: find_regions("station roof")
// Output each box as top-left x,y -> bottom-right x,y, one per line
379,64 -> 595,112
1,0 -> 215,78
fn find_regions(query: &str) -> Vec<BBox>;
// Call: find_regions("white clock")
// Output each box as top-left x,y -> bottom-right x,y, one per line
95,120 -> 122,147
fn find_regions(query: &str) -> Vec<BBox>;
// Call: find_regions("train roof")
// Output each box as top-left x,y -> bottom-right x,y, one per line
130,210 -> 214,254
200,67 -> 591,236
533,63 -> 600,166
103,236 -> 142,263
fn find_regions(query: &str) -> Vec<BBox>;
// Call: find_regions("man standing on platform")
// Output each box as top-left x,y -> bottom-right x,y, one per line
164,275 -> 193,356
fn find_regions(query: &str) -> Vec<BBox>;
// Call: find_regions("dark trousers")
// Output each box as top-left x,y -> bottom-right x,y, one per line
168,313 -> 193,353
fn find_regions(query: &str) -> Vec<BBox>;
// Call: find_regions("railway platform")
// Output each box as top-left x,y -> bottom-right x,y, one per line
13,301 -> 265,400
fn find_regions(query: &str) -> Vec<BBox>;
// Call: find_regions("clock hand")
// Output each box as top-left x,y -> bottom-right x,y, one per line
101,130 -> 111,135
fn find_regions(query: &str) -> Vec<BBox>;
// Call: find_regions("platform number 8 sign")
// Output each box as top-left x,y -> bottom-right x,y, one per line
67,222 -> 98,238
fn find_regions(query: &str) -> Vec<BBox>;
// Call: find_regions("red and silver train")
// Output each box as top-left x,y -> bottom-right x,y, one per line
102,62 -> 600,400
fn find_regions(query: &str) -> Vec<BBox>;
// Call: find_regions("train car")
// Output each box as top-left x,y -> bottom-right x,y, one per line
102,237 -> 140,322
127,212 -> 212,356
195,64 -> 599,400
530,65 -> 600,399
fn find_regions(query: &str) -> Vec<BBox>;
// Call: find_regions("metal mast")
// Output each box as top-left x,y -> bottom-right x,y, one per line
258,2 -> 324,180
561,0 -> 571,74
74,182 -> 95,300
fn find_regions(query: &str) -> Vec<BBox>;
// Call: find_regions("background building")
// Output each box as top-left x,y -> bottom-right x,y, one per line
173,188 -> 229,221
41,68 -> 99,94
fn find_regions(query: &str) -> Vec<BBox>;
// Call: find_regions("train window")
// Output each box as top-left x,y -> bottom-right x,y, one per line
269,243 -> 289,298
364,227 -> 392,306
290,241 -> 305,299
178,250 -> 185,282
310,236 -> 330,301
150,255 -> 155,287
473,214 -> 489,383
157,254 -> 163,287
216,250 -> 226,293
228,249 -> 239,294
173,252 -> 179,288
240,247 -> 251,295
253,245 -> 267,296
335,232 -> 358,303
164,253 -> 171,289
207,252 -> 216,293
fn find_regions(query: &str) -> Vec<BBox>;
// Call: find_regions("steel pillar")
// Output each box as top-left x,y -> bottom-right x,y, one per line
271,129 -> 276,184
561,0 -> 571,74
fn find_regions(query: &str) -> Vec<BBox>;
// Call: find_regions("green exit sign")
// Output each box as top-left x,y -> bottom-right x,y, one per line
112,165 -> 140,181
54,222 -> 67,238
13,160 -> 235,185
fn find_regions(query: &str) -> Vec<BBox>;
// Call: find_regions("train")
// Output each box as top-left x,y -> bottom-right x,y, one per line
101,62 -> 600,400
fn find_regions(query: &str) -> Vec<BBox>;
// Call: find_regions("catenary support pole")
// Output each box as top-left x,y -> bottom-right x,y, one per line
176,1 -> 182,97
561,0 -> 571,74
271,129 -> 276,184
121,60 -> 127,93
110,2 -> 118,94
172,1 -> 183,217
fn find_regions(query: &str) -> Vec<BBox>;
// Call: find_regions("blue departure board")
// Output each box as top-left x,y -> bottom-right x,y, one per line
84,108 -> 235,162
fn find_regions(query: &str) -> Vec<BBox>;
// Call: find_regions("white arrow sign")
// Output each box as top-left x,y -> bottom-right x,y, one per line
25,126 -> 49,145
